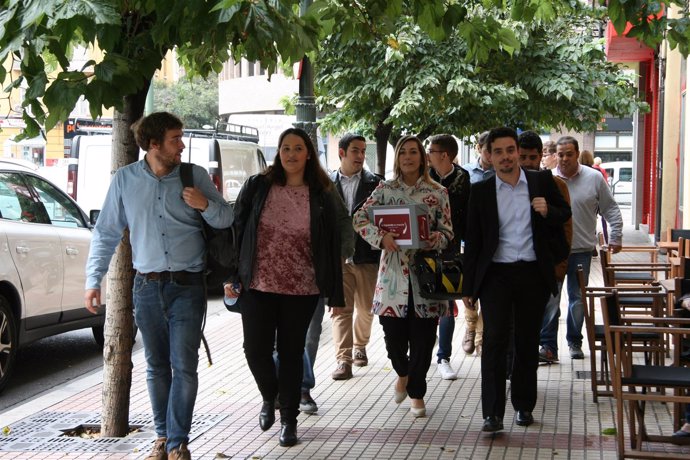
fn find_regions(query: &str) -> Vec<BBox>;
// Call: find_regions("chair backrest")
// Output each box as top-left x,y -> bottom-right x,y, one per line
676,278 -> 690,299
601,291 -> 621,328
598,248 -> 615,286
681,256 -> 690,279
669,228 -> 690,242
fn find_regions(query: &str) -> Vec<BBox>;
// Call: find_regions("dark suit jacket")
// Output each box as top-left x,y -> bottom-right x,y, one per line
330,169 -> 383,265
461,169 -> 571,299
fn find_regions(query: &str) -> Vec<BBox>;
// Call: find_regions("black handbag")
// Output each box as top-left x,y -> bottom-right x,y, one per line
412,251 -> 464,300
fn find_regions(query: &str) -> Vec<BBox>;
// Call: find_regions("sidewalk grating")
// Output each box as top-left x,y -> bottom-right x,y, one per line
0,412 -> 225,454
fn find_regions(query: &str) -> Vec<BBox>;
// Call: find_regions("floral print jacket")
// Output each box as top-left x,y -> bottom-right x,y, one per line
353,177 -> 453,318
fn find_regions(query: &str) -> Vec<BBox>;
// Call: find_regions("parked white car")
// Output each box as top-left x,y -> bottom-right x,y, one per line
600,161 -> 632,204
0,158 -> 106,392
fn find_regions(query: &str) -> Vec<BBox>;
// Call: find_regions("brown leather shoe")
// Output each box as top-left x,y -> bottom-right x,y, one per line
331,361 -> 353,380
462,329 -> 476,354
353,348 -> 368,367
146,437 -> 167,460
168,443 -> 191,460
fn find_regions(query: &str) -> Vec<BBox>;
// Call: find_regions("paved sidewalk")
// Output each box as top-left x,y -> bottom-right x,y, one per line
0,219 -> 688,459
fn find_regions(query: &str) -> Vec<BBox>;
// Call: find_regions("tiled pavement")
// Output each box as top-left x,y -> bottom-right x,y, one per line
1,217 -> 689,459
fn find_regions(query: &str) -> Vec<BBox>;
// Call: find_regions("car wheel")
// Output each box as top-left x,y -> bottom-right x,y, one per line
92,323 -> 138,348
0,295 -> 18,393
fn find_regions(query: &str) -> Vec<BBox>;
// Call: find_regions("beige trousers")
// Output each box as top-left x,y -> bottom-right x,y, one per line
331,262 -> 377,363
464,302 -> 484,345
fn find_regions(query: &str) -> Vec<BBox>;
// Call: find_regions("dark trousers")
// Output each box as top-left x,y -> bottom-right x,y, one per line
241,289 -> 319,423
479,262 -> 550,419
379,310 -> 438,400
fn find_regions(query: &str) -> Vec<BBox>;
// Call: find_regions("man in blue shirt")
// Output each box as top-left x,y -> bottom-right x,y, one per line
84,112 -> 233,460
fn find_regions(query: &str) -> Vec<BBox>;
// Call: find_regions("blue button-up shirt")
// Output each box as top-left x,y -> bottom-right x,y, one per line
492,169 -> 536,263
461,158 -> 495,184
85,160 -> 233,289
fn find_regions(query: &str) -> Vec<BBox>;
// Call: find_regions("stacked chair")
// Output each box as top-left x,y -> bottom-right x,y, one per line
602,291 -> 690,459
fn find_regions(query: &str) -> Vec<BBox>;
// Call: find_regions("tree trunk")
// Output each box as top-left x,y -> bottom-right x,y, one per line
101,84 -> 149,437
374,119 -> 392,176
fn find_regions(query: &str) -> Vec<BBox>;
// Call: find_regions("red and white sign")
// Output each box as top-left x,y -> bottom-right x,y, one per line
370,204 -> 430,248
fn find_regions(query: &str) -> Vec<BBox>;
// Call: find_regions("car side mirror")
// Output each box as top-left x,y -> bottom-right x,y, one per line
89,209 -> 100,226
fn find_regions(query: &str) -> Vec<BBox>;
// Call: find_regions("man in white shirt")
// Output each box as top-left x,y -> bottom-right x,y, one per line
329,134 -> 383,381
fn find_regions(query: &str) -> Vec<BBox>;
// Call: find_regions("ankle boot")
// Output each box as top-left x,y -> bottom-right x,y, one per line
259,400 -> 275,431
279,421 -> 297,447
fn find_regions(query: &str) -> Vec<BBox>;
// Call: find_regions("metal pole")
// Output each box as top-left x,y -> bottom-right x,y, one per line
294,0 -> 318,152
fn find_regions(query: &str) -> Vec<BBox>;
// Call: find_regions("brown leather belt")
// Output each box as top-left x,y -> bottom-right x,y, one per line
136,270 -> 202,284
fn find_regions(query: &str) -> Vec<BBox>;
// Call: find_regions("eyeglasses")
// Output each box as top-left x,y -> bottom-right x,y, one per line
427,149 -> 446,155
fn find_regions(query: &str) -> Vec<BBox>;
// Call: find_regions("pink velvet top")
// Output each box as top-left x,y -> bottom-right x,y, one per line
249,184 -> 320,295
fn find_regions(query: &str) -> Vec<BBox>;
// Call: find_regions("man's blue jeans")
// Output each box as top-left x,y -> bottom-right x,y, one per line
273,298 -> 325,392
539,281 -> 563,353
302,298 -> 325,392
133,272 -> 205,453
437,306 -> 454,362
565,251 -> 592,348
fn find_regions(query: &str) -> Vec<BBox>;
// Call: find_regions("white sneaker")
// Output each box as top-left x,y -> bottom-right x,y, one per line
437,359 -> 457,380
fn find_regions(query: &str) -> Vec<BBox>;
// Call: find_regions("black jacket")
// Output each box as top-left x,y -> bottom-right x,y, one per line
231,174 -> 345,307
461,169 -> 572,299
330,169 -> 383,265
430,163 -> 471,250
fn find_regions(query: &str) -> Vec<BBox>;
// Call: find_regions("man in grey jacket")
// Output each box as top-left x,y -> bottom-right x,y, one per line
552,136 -> 623,360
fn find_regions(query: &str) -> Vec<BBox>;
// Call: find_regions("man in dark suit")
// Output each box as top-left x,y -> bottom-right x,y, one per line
329,134 -> 383,381
462,127 -> 571,433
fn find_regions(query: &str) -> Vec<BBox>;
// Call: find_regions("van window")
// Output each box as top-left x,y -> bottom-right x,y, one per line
619,168 -> 632,182
219,144 -> 266,202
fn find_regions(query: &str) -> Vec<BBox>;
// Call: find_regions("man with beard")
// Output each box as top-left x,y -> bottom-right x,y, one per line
84,112 -> 233,460
462,127 -> 571,432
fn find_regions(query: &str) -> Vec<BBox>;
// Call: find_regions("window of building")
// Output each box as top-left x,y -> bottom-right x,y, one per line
594,132 -> 634,162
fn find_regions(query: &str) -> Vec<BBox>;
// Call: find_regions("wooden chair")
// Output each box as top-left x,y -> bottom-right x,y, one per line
578,268 -> 667,402
669,237 -> 690,279
597,232 -> 671,285
598,231 -> 660,263
603,292 -> 690,459
660,228 -> 690,256
599,248 -> 671,318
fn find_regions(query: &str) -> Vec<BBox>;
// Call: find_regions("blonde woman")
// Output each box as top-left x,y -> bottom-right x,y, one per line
353,135 -> 453,418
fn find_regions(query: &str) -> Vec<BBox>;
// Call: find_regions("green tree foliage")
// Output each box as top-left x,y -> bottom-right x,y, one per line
152,76 -> 219,129
0,0 -> 317,437
0,0 -> 318,139
315,4 -> 646,151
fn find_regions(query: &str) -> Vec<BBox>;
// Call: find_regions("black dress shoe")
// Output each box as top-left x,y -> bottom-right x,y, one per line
259,401 -> 275,431
515,410 -> 534,426
279,422 -> 297,447
482,416 -> 504,432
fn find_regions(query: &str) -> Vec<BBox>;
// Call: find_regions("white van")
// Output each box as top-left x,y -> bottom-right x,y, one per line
66,130 -> 266,212
177,134 -> 267,202
66,134 -> 114,213
600,161 -> 632,204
